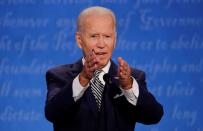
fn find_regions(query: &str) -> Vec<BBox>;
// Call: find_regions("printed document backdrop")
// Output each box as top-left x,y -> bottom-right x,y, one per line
0,0 -> 203,131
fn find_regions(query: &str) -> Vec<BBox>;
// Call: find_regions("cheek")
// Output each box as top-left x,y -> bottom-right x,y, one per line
83,41 -> 97,50
109,45 -> 115,53
82,43 -> 94,54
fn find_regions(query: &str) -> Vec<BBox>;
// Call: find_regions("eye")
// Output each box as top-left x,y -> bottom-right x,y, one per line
91,35 -> 96,38
105,35 -> 111,38
90,34 -> 98,38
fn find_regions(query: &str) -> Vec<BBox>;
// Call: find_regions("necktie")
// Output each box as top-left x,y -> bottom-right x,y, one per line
90,70 -> 105,110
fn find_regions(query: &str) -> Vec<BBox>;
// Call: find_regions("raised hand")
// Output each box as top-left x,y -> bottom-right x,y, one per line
117,57 -> 133,90
79,49 -> 99,86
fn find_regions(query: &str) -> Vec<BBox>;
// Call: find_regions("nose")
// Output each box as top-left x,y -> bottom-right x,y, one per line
96,35 -> 105,48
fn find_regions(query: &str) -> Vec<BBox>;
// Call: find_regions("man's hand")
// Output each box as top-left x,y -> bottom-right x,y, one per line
117,57 -> 133,90
79,49 -> 99,87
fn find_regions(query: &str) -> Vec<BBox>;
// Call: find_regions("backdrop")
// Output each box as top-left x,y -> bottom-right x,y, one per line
0,1 -> 203,131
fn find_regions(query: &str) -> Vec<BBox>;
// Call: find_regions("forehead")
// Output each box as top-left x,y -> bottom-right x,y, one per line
83,15 -> 115,33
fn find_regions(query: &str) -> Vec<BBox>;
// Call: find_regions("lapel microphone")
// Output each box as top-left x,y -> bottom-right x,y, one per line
103,73 -> 112,84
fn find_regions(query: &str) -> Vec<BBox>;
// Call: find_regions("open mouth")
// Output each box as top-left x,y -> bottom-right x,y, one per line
95,52 -> 107,59
96,52 -> 106,55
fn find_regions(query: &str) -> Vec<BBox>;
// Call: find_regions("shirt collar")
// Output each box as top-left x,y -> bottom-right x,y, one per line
82,57 -> 111,73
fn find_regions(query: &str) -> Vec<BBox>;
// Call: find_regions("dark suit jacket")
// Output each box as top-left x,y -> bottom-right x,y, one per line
45,59 -> 163,131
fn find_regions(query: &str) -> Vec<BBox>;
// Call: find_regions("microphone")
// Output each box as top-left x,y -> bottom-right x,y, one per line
103,73 -> 112,84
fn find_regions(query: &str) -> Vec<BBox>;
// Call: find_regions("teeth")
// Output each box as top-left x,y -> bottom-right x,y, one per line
97,52 -> 104,55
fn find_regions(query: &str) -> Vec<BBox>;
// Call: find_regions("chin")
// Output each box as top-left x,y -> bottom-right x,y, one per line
98,59 -> 109,68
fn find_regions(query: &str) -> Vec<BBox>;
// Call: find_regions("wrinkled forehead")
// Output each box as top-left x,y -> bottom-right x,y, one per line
81,14 -> 116,33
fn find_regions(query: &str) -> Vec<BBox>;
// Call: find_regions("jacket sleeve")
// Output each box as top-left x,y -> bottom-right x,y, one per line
44,69 -> 79,124
134,71 -> 164,124
115,70 -> 164,125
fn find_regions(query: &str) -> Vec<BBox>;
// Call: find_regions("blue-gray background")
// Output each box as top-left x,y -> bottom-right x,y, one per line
0,0 -> 203,131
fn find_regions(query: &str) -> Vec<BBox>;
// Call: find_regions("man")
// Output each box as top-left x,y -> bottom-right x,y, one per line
45,6 -> 163,131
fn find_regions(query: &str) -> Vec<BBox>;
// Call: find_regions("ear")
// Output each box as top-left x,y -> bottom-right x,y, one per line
113,32 -> 117,48
75,32 -> 82,48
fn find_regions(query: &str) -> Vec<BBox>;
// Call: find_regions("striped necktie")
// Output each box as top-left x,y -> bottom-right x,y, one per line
90,70 -> 105,110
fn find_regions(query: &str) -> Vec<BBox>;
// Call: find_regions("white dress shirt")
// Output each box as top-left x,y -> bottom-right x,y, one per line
72,58 -> 139,106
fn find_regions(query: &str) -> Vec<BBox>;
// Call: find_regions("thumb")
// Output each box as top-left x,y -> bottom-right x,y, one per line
118,57 -> 123,64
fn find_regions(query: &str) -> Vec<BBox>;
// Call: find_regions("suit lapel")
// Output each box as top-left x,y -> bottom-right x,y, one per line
109,60 -> 118,78
73,59 -> 99,117
102,60 -> 120,131
86,87 -> 100,117
108,60 -> 122,98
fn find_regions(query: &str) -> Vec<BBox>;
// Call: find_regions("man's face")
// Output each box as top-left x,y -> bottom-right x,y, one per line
76,15 -> 116,68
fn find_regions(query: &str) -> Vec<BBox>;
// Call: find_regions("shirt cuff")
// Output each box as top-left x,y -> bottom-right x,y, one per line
120,76 -> 139,106
72,74 -> 89,102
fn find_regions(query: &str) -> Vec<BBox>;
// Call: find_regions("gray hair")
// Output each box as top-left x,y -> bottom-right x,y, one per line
77,6 -> 116,33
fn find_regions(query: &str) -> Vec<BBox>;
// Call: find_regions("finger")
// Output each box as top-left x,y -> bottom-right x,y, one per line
85,50 -> 98,67
117,57 -> 123,77
85,52 -> 93,63
84,63 -> 98,77
118,57 -> 124,66
85,56 -> 98,70
87,58 -> 98,69
118,66 -> 127,79
117,57 -> 131,79
89,63 -> 98,72
119,72 -> 127,80
118,58 -> 129,72
91,49 -> 100,65
118,57 -> 127,72
120,63 -> 129,73
88,55 -> 99,70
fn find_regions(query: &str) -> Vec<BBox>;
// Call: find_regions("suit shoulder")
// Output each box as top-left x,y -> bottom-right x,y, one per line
47,64 -> 71,74
131,68 -> 146,80
46,59 -> 82,78
46,63 -> 81,79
